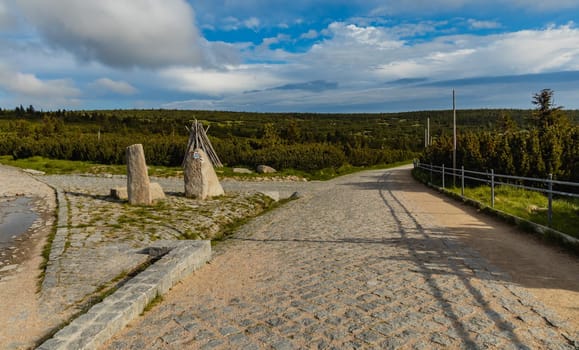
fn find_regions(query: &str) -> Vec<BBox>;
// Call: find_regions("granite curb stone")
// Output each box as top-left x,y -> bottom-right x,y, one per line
37,240 -> 211,350
41,189 -> 68,290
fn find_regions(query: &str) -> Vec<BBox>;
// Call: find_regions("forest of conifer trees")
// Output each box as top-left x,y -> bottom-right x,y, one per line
0,89 -> 577,179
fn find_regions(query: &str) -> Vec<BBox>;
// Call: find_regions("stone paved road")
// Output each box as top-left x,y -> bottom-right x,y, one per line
105,167 -> 577,349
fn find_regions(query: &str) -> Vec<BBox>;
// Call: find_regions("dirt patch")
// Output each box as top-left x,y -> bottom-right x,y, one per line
394,168 -> 579,329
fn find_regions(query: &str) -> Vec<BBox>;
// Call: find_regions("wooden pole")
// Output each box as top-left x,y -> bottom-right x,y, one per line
427,117 -> 430,146
453,89 -> 457,186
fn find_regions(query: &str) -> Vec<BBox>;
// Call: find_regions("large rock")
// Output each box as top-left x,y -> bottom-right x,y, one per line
126,144 -> 151,205
256,165 -> 277,174
110,183 -> 165,202
184,148 -> 224,199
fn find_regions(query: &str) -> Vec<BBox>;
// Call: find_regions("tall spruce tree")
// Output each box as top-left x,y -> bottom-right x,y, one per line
531,89 -> 569,177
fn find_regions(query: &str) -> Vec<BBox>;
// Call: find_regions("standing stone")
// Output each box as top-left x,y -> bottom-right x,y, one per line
126,144 -> 151,205
184,148 -> 224,199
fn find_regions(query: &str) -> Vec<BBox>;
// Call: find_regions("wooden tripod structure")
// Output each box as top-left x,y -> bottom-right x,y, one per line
183,119 -> 223,168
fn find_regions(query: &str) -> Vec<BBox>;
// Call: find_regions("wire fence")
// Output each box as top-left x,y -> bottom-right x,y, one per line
414,161 -> 579,228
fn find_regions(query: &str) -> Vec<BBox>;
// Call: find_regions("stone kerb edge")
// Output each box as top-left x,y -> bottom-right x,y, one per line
37,240 -> 211,350
41,188 -> 68,290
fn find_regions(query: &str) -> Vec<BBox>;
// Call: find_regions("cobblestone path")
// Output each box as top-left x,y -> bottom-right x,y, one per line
105,167 -> 577,349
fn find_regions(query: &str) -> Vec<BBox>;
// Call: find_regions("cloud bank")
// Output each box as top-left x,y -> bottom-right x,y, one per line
17,0 -> 236,69
1,1 -> 579,111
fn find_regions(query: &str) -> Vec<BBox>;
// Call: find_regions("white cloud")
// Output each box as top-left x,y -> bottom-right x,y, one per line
244,17 -> 260,31
219,16 -> 262,31
468,19 -> 501,29
160,66 -> 284,96
0,64 -> 79,97
193,21 -> 579,111
259,34 -> 291,49
300,30 -> 319,39
298,22 -> 579,82
92,78 -> 137,95
16,0 -> 236,69
0,63 -> 80,108
370,0 -> 579,15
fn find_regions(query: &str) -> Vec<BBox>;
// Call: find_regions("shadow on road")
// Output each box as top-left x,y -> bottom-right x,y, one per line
232,167 -> 577,348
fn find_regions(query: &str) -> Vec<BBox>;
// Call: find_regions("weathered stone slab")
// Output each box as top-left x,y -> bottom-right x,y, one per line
184,148 -> 224,199
126,144 -> 151,205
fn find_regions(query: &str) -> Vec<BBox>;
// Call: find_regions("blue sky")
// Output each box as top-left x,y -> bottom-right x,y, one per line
1,0 -> 579,112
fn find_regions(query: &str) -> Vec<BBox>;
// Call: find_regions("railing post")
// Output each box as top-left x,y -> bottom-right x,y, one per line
548,174 -> 553,227
461,166 -> 465,197
442,164 -> 445,188
430,162 -> 433,184
491,169 -> 495,208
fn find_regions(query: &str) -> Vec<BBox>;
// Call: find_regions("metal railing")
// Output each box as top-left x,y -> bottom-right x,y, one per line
414,161 -> 579,227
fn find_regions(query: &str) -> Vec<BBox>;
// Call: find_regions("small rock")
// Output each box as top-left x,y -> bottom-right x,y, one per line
290,192 -> 301,200
256,165 -> 276,174
233,168 -> 253,174
22,169 -> 45,175
110,187 -> 128,200
259,191 -> 279,202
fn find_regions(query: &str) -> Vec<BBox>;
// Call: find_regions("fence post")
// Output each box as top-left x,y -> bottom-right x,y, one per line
430,162 -> 433,184
548,174 -> 553,227
442,164 -> 445,189
461,166 -> 465,197
491,169 -> 495,208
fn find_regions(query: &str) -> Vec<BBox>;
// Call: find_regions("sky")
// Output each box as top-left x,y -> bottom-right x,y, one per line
1,0 -> 579,113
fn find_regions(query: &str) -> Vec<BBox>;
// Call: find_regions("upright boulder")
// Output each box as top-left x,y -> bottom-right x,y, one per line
126,144 -> 151,205
184,148 -> 224,199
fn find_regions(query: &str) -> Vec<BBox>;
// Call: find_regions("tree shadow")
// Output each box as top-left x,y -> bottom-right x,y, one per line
66,191 -> 123,204
231,167 -> 577,348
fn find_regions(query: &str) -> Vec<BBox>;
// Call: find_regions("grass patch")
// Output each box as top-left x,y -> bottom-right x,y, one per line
0,155 -> 183,176
142,294 -> 164,314
447,185 -> 579,238
413,168 -> 579,239
1,155 -> 412,180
